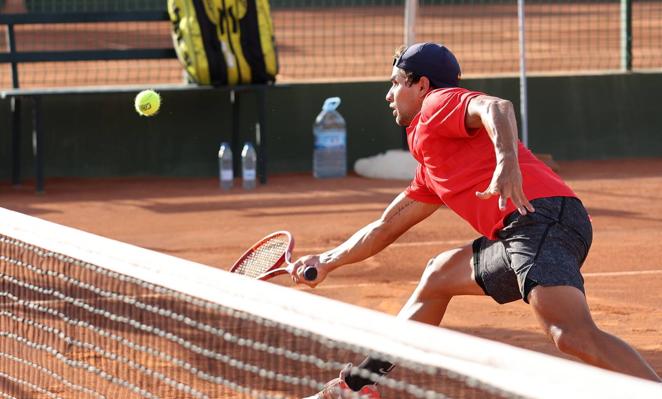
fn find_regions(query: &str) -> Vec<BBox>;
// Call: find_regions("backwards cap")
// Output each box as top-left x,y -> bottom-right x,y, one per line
394,42 -> 461,88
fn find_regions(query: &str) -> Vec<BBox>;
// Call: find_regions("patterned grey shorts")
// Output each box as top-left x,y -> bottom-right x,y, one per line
472,196 -> 593,304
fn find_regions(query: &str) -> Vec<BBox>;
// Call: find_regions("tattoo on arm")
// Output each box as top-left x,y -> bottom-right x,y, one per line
384,199 -> 414,224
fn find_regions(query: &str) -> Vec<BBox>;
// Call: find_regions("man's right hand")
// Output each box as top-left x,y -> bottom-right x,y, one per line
290,254 -> 328,287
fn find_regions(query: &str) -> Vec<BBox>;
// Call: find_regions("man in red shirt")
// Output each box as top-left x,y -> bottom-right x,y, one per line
292,43 -> 661,398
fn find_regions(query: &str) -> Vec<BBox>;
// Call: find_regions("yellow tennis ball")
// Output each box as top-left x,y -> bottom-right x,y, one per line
134,90 -> 161,117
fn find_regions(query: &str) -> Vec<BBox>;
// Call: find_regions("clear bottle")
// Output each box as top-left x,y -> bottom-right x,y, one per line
241,142 -> 257,190
218,142 -> 233,190
313,97 -> 346,178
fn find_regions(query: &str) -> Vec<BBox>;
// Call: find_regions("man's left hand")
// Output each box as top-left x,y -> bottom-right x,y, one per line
476,156 -> 535,215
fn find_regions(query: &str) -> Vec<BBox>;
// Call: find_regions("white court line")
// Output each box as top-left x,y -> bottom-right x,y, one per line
297,239 -> 468,253
304,270 -> 662,290
388,240 -> 469,247
582,269 -> 662,277
296,239 -> 661,288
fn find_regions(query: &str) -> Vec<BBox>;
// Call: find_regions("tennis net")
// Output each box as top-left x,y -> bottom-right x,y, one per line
1,207 -> 660,399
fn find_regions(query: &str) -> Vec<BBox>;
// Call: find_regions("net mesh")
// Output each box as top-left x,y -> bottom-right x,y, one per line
231,233 -> 289,278
0,20 -> 181,88
1,0 -> 662,87
1,207 -> 660,399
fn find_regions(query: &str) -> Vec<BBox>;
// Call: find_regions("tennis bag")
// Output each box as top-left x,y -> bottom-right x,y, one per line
168,0 -> 278,86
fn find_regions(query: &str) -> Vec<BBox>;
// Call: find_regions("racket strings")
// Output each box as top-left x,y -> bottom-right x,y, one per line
234,236 -> 289,278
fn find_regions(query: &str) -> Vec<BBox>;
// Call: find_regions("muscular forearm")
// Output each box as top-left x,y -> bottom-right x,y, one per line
318,194 -> 438,273
319,219 -> 397,272
291,194 -> 438,284
481,100 -> 519,163
468,95 -> 534,214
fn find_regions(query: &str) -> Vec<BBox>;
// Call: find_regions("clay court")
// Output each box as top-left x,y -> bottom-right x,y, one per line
2,158 -> 660,385
1,3 -> 661,396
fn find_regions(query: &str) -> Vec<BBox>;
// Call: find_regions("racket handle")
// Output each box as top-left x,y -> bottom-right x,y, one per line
303,266 -> 318,281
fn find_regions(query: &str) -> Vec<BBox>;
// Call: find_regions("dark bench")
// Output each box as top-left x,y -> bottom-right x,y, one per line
0,11 -> 269,193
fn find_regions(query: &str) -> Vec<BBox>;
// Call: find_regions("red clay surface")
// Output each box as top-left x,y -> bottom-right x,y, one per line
1,158 -> 661,383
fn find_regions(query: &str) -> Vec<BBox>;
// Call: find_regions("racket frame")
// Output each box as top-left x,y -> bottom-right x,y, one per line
229,230 -> 295,280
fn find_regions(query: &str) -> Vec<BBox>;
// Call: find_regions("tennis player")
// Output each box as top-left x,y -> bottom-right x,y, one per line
291,42 -> 661,398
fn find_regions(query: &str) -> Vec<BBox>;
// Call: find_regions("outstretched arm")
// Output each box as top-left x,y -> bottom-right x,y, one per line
466,95 -> 535,215
291,192 -> 440,286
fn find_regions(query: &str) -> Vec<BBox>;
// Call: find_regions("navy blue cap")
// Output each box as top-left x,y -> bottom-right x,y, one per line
394,43 -> 461,88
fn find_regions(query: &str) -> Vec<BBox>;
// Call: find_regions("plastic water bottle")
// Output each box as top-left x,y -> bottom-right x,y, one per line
313,97 -> 347,178
241,142 -> 257,190
218,142 -> 233,190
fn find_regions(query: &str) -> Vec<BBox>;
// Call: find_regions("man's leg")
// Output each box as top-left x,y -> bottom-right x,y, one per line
342,244 -> 484,392
528,285 -> 661,382
397,244 -> 484,323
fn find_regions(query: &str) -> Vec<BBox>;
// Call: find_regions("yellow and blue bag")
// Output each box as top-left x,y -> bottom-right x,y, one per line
168,0 -> 278,86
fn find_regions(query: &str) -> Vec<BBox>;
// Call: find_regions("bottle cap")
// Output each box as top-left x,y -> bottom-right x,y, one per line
322,97 -> 341,112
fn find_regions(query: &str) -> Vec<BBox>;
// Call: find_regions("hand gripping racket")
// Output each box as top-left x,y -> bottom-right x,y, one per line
229,231 -> 317,281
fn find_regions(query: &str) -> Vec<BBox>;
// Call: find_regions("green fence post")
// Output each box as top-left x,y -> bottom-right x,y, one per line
621,0 -> 632,71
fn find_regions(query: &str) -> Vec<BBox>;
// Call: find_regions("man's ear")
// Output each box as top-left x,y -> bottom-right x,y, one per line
418,76 -> 431,97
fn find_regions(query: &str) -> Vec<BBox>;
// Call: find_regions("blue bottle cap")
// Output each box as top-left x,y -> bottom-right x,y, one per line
322,97 -> 341,112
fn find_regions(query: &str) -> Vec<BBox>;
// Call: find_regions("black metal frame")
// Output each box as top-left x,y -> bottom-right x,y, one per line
1,11 -> 268,193
0,12 -> 175,88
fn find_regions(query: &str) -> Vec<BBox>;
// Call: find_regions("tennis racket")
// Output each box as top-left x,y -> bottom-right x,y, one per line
229,231 -> 317,281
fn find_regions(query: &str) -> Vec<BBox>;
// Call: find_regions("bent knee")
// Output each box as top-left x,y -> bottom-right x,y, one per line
416,246 -> 475,299
549,325 -> 600,358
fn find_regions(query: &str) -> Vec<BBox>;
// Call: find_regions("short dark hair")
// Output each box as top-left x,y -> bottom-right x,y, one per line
393,46 -> 422,87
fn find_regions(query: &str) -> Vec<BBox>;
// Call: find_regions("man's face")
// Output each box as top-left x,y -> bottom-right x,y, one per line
385,66 -> 427,127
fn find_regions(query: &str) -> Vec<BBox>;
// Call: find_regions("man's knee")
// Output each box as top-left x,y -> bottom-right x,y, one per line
547,324 -> 600,359
417,247 -> 470,299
